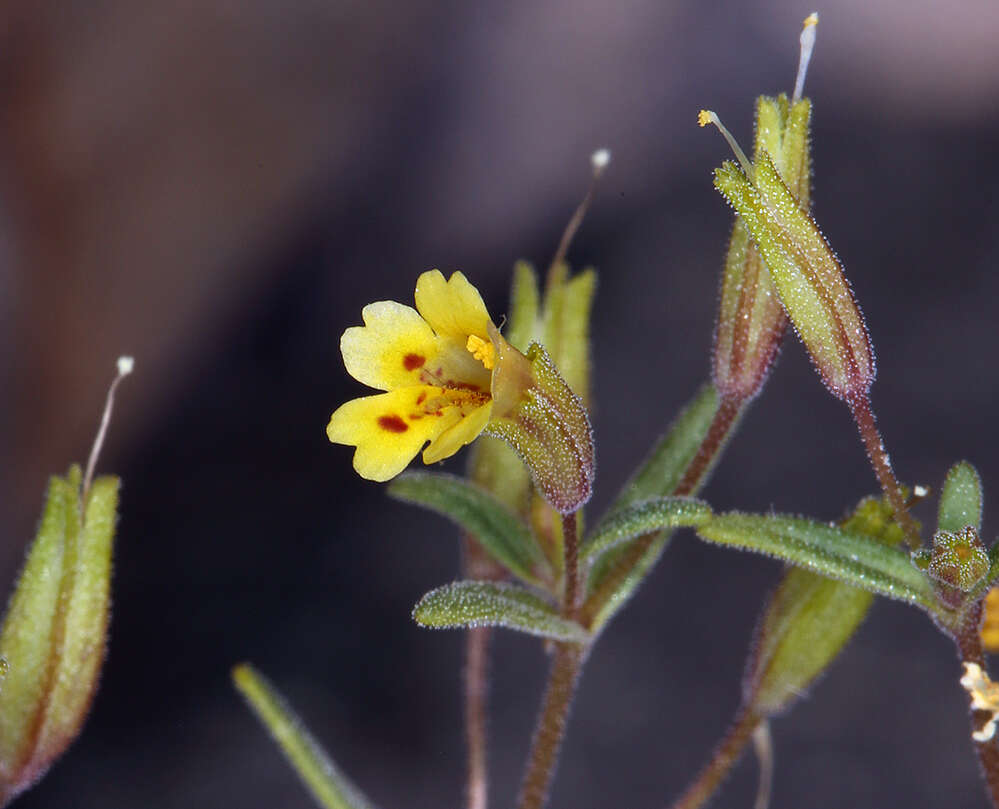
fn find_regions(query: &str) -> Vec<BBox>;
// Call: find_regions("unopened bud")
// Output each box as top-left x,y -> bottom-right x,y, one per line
744,491 -> 900,717
709,128 -> 875,400
913,526 -> 989,593
0,469 -> 120,803
484,326 -> 594,514
712,95 -> 811,403
0,357 -> 130,803
711,17 -> 817,405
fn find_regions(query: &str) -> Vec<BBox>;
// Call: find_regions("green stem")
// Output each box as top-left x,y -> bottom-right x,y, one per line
667,706 -> 761,809
515,643 -> 585,809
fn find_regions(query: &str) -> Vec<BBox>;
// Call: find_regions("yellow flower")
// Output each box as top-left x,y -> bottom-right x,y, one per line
327,270 -> 505,481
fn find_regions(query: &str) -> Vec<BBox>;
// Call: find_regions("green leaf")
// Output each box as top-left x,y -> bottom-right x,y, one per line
413,581 -> 589,643
605,384 -> 721,514
697,513 -> 937,611
389,472 -> 547,585
581,497 -> 712,561
584,384 -> 728,632
585,535 -> 668,632
938,461 -> 983,534
233,663 -> 378,809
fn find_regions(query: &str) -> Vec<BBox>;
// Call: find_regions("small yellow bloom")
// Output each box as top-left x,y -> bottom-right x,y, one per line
327,270 -> 505,481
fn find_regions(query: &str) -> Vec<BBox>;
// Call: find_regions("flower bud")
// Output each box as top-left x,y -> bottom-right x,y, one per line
712,95 -> 811,403
913,526 -> 989,593
0,356 -> 130,804
743,491 -> 902,717
484,327 -> 594,514
711,149 -> 874,401
0,467 -> 120,803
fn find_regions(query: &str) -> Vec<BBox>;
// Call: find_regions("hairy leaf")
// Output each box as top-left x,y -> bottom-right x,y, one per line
697,513 -> 936,611
581,497 -> 712,561
389,472 -> 547,585
413,581 -> 588,643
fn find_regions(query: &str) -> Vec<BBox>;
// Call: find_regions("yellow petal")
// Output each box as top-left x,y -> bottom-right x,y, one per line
423,401 -> 493,464
414,270 -> 492,342
327,387 -> 454,481
341,301 -> 438,391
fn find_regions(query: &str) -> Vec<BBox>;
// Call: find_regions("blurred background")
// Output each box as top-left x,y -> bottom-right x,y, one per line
2,0 -> 999,806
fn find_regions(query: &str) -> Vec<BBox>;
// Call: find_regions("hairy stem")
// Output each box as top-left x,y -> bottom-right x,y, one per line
848,393 -> 921,550
461,537 -> 506,809
465,627 -> 491,809
668,706 -> 762,809
562,511 -> 580,617
954,602 -> 999,809
516,644 -> 585,809
674,395 -> 743,498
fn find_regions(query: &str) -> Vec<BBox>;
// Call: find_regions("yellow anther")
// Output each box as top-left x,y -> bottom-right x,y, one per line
697,109 -> 713,127
803,12 -> 818,28
466,334 -> 496,370
960,662 -> 999,742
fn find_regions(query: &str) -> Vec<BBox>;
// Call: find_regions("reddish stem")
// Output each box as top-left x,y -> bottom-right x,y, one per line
674,396 -> 743,497
464,626 -> 491,809
667,706 -> 762,809
515,644 -> 585,809
461,538 -> 505,809
848,393 -> 921,549
562,511 -> 580,618
954,602 -> 999,809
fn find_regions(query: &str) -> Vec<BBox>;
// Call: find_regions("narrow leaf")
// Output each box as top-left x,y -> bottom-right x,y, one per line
938,461 -> 983,534
605,384 -> 721,514
233,663 -> 378,809
413,581 -> 589,643
585,384 -> 727,632
389,472 -> 547,585
581,497 -> 712,561
697,513 -> 937,611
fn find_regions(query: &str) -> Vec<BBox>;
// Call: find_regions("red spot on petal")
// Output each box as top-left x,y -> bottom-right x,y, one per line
416,392 -> 427,405
378,414 -> 409,433
403,353 -> 426,371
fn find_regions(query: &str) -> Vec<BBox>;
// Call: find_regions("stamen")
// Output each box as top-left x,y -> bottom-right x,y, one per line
466,334 -> 496,370
83,355 -> 134,498
698,110 -> 753,176
792,13 -> 819,103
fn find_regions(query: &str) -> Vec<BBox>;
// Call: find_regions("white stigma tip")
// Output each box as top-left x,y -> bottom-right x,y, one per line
591,148 -> 611,172
913,484 -> 929,498
83,354 -> 136,497
793,13 -> 819,102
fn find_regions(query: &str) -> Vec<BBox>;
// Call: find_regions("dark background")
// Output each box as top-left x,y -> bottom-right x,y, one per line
2,1 -> 999,807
